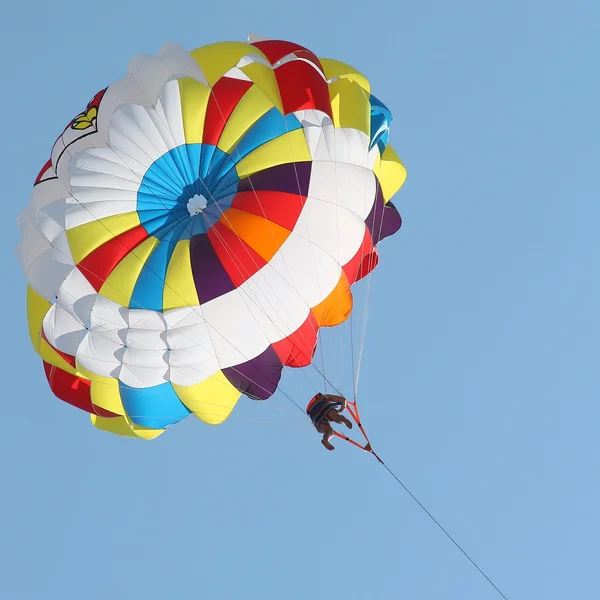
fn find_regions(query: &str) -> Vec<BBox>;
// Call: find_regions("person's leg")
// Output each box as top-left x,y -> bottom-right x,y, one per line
321,433 -> 335,451
326,408 -> 352,429
318,422 -> 335,450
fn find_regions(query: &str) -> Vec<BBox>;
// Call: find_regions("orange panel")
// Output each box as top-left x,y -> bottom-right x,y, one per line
219,208 -> 291,262
311,274 -> 353,327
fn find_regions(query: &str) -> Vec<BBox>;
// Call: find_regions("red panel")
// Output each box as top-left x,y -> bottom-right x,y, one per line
207,222 -> 267,287
250,40 -> 323,71
274,61 -> 333,118
203,78 -> 254,146
43,362 -> 118,418
231,190 -> 306,231
77,224 -> 149,291
272,312 -> 319,367
356,249 -> 379,281
34,158 -> 53,185
342,228 -> 375,284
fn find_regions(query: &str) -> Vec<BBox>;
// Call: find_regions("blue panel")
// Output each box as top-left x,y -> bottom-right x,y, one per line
211,166 -> 241,197
369,94 -> 393,152
189,216 -> 208,237
137,206 -> 182,232
199,145 -> 217,179
138,144 -> 202,210
130,221 -> 187,310
173,144 -> 198,184
232,108 -> 303,163
205,148 -> 229,188
120,381 -> 191,429
201,195 -> 234,224
211,154 -> 238,182
135,142 -> 239,257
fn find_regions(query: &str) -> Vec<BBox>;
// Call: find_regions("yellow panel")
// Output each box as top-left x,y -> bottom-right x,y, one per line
39,338 -> 77,374
75,364 -> 125,416
91,414 -> 165,440
179,78 -> 211,144
329,79 -> 371,134
235,129 -> 311,179
163,239 -> 199,311
99,236 -> 159,306
26,285 -> 50,354
240,63 -> 283,114
320,58 -> 371,94
91,380 -> 124,416
81,362 -> 165,439
190,42 -> 266,86
374,145 -> 407,202
66,212 -> 141,264
173,371 -> 240,425
217,85 -> 273,153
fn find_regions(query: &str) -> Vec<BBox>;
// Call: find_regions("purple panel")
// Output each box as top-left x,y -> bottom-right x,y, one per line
237,162 -> 312,197
190,233 -> 236,303
365,185 -> 402,245
222,345 -> 283,400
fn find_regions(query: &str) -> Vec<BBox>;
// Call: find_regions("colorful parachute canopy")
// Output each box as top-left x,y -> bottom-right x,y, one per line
17,34 -> 407,439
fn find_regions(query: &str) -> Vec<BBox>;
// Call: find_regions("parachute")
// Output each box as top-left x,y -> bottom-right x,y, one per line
16,34 -> 406,439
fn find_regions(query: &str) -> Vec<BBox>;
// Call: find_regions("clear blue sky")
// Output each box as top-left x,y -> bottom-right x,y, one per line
1,1 -> 599,599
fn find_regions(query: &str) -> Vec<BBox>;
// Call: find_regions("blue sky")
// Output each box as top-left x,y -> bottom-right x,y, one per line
1,1 -> 599,598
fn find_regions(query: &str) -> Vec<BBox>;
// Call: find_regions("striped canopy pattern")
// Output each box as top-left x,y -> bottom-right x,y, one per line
17,35 -> 406,439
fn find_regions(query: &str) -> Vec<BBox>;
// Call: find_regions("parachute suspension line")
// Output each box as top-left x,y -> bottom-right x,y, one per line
207,87 -> 337,400
349,313 -> 357,402
191,96 -> 320,402
320,344 -> 328,394
353,177 -> 386,404
331,123 -> 345,399
257,88 -> 348,402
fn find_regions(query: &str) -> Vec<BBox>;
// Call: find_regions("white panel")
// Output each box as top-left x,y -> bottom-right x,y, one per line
168,349 -> 219,386
308,161 -> 376,219
72,146 -> 144,184
38,198 -> 68,242
43,304 -> 86,356
294,197 -> 366,266
89,295 -> 128,345
201,289 -> 271,367
110,104 -> 168,165
127,309 -> 166,331
24,249 -> 74,303
155,80 -> 186,148
267,231 -> 341,308
76,331 -> 122,379
56,269 -> 97,325
119,347 -> 169,388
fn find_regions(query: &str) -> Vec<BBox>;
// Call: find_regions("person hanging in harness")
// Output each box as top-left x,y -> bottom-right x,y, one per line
306,392 -> 353,451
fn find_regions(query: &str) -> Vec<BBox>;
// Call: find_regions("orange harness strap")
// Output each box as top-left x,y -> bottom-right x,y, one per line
332,400 -> 383,463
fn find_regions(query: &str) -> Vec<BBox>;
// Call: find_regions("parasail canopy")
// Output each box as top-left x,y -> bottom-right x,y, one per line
17,34 -> 406,439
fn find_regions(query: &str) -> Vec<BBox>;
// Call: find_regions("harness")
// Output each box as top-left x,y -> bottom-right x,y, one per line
306,393 -> 341,428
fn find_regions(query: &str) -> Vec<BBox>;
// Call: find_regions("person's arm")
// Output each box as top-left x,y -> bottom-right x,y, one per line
323,394 -> 347,410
